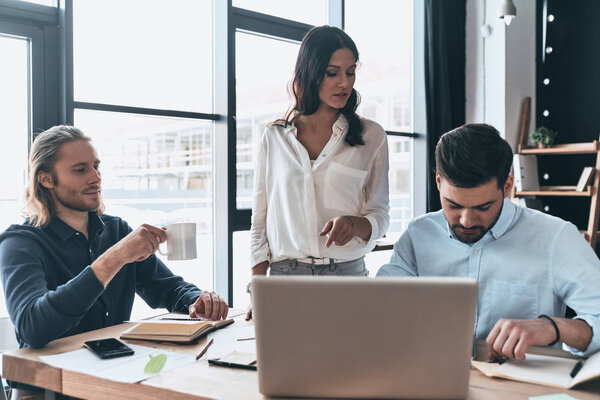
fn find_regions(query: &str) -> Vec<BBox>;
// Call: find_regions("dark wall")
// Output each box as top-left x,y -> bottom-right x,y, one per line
537,0 -> 600,229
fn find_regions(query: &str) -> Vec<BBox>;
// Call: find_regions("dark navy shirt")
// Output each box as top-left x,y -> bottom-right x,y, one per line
0,212 -> 202,349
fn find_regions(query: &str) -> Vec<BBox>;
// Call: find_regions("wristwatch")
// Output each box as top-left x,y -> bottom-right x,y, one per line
246,281 -> 252,294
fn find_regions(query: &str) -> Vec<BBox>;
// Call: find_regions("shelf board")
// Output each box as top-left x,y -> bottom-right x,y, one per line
519,141 -> 599,155
516,186 -> 592,197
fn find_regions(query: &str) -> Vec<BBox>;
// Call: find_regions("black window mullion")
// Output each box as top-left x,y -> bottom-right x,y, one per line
72,101 -> 220,121
386,131 -> 420,138
232,7 -> 313,42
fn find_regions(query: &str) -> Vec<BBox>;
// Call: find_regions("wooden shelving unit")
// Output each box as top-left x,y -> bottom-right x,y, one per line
516,186 -> 592,197
514,98 -> 600,248
518,141 -> 600,155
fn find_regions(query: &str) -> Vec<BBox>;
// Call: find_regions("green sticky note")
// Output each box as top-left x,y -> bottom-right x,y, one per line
144,354 -> 167,374
529,394 -> 579,400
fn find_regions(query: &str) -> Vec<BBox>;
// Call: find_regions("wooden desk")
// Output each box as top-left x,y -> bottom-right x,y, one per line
3,314 -> 600,400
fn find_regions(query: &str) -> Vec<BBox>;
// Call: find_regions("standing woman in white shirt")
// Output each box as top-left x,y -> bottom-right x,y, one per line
247,26 -> 389,317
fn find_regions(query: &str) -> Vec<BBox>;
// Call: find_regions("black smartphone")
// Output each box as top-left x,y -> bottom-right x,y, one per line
84,338 -> 135,359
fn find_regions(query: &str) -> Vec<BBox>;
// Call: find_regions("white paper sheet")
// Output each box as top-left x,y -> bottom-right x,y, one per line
497,353 -> 577,388
205,326 -> 256,360
39,343 -> 195,383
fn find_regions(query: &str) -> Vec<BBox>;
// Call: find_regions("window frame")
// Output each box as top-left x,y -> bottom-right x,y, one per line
0,0 -> 60,319
0,0 -> 60,136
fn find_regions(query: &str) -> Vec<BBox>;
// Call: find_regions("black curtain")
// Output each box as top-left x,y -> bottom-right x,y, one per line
424,0 -> 466,212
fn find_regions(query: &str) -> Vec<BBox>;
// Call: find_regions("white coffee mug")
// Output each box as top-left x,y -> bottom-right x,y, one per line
158,222 -> 197,260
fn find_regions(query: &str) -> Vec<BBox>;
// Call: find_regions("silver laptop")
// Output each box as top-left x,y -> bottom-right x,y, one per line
253,276 -> 477,399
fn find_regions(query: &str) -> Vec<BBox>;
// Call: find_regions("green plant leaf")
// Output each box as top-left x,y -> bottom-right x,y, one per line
144,354 -> 167,374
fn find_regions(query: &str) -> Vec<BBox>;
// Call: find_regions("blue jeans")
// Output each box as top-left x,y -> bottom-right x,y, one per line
269,257 -> 368,276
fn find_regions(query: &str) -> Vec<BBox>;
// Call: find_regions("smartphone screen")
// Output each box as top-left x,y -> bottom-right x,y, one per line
84,338 -> 135,359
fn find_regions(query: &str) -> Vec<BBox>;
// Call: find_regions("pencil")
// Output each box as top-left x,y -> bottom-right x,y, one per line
196,338 -> 214,360
237,337 -> 255,341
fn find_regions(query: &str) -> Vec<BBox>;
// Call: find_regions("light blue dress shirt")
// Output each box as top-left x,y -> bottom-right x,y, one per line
377,198 -> 600,357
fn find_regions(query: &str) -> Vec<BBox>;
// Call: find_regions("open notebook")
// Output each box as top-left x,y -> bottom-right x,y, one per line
472,351 -> 600,389
121,318 -> 234,343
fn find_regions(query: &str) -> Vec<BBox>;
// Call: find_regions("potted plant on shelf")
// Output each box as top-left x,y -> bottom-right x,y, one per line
529,126 -> 558,148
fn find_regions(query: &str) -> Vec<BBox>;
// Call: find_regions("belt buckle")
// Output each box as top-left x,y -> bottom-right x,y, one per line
311,257 -> 330,265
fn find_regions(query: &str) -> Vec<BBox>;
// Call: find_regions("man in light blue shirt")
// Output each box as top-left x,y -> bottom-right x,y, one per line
378,124 -> 600,359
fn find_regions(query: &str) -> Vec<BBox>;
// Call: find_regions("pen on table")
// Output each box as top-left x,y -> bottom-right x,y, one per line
486,357 -> 508,364
161,317 -> 206,321
570,360 -> 584,378
196,338 -> 214,360
208,358 -> 258,370
237,337 -> 255,341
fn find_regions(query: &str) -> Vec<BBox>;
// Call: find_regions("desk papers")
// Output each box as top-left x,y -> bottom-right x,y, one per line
205,325 -> 256,360
39,343 -> 195,383
472,352 -> 600,389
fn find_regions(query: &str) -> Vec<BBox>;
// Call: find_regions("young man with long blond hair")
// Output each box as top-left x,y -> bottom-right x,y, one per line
0,125 -> 227,396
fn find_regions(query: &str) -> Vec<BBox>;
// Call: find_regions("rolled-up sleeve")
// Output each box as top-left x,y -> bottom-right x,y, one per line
249,130 -> 271,267
361,132 -> 390,243
551,223 -> 600,356
0,234 -> 105,348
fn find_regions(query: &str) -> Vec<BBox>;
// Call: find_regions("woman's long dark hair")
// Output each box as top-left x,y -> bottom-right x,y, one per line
282,25 -> 364,146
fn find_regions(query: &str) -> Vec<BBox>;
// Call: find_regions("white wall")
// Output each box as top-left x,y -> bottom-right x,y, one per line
465,0 -> 536,151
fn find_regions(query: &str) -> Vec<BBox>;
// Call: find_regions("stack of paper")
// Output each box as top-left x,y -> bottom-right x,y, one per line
39,344 -> 195,383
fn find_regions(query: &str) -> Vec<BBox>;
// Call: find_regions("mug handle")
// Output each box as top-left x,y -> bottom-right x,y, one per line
158,243 -> 168,256
158,227 -> 169,256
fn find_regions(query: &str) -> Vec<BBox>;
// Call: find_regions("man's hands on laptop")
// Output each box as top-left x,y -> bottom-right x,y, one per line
189,291 -> 229,320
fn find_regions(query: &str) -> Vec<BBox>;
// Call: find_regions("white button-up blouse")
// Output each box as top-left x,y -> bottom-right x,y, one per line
250,114 -> 390,266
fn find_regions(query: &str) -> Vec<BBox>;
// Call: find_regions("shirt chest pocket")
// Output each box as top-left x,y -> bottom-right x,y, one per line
324,162 -> 368,213
480,280 -> 539,331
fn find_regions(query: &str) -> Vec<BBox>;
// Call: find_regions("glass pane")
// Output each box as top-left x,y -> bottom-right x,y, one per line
233,0 -> 327,26
16,0 -> 56,6
235,32 -> 299,209
232,230 -> 252,309
73,0 -> 212,113
345,0 -> 413,132
388,136 -> 413,236
346,1 -> 414,236
365,248 -> 394,276
75,109 -> 214,320
0,35 -> 29,319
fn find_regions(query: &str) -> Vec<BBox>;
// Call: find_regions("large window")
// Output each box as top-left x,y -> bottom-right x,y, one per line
0,34 -> 29,319
0,1 -> 423,314
346,0 -> 415,238
72,1 -> 216,318
0,6 -> 58,319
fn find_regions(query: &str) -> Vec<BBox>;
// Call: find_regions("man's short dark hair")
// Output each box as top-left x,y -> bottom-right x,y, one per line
435,123 -> 513,189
